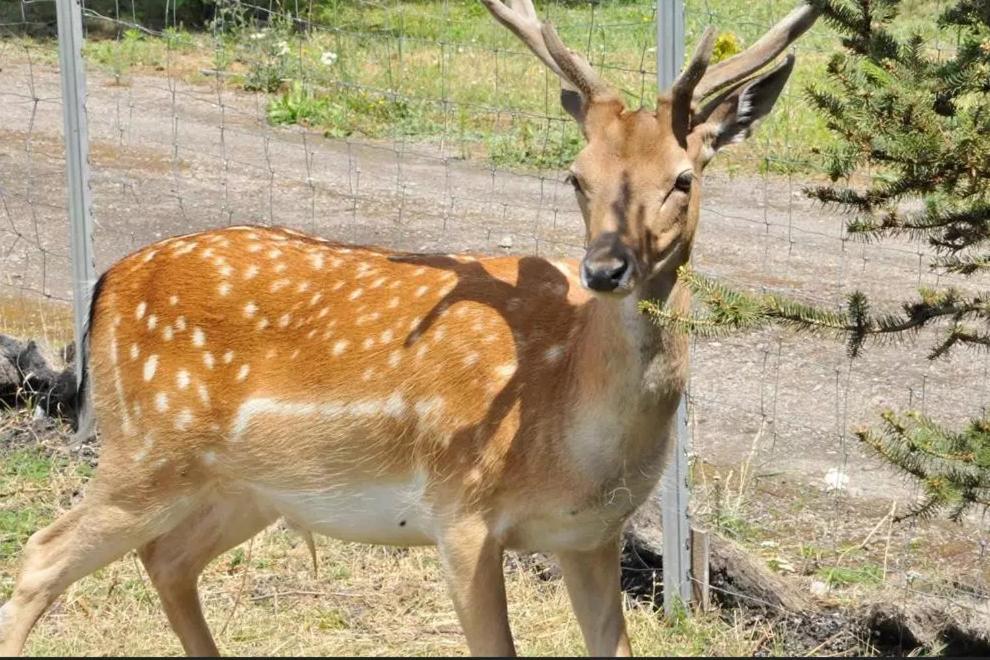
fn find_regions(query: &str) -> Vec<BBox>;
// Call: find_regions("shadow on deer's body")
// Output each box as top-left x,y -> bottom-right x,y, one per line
0,1 -> 819,656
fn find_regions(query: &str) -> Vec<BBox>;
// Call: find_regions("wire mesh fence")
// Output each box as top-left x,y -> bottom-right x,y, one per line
1,0 -> 988,628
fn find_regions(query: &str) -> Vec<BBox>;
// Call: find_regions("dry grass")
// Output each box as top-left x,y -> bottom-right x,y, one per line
0,428 -> 766,657
0,295 -> 74,349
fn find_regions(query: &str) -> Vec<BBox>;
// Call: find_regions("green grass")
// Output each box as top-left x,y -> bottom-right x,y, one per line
62,0 -> 860,175
25,0 -> 955,176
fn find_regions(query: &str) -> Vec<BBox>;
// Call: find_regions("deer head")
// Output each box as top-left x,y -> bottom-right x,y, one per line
482,0 -> 819,295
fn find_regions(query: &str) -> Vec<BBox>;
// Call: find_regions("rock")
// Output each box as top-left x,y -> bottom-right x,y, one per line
498,235 -> 513,249
0,333 -> 78,421
810,580 -> 829,597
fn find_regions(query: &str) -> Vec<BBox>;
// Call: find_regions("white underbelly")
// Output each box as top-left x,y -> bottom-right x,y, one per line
252,476 -> 435,546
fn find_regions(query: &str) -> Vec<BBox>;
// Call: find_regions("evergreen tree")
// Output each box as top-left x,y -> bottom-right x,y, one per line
644,0 -> 990,520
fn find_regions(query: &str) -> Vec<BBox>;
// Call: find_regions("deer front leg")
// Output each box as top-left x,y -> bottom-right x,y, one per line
557,536 -> 632,657
436,516 -> 516,657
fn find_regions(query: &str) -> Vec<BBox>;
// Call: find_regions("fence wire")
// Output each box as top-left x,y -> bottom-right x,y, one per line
1,0 -> 988,630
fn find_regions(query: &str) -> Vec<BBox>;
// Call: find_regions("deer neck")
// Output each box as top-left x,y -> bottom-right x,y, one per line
575,266 -> 688,403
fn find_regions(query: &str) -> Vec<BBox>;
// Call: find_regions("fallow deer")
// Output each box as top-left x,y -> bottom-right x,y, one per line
0,1 -> 818,655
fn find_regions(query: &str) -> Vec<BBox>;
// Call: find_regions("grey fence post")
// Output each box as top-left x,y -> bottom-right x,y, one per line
56,0 -> 96,385
656,0 -> 693,617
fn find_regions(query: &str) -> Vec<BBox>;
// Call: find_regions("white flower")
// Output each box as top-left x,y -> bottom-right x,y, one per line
277,41 -> 290,56
321,51 -> 338,66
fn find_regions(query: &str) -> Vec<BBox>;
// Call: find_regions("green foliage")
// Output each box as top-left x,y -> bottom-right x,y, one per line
646,0 -> 990,521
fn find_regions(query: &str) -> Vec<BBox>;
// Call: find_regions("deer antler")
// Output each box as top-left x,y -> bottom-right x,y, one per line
481,0 -> 613,101
664,2 -> 819,133
693,3 -> 820,102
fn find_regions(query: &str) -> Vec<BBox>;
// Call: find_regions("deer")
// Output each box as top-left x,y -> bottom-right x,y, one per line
0,1 -> 818,656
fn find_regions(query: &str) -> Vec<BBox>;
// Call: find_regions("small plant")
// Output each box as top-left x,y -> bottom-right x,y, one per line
712,32 -> 742,63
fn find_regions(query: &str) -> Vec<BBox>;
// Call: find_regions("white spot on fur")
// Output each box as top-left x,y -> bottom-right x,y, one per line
133,435 -> 154,462
463,352 -> 479,367
310,293 -> 323,307
380,329 -> 394,343
412,267 -> 426,276
296,281 -> 311,293
495,362 -> 516,379
279,314 -> 292,328
415,285 -> 429,298
192,328 -> 206,347
177,370 -> 190,390
175,409 -> 194,431
236,364 -> 250,382
414,397 -> 445,418
388,297 -> 400,309
169,295 -> 179,306
388,350 -> 401,368
371,277 -> 387,289
197,383 -> 210,406
244,264 -> 260,279
163,326 -> 174,342
218,282 -> 232,296
244,302 -> 258,318
155,392 -> 169,412
143,355 -> 159,382
274,263 -> 288,274
247,243 -> 263,254
333,340 -> 350,356
383,392 -> 406,417
308,253 -> 325,270
175,316 -> 187,332
223,350 -> 235,364
202,450 -> 217,465
135,302 -> 147,320
271,279 -> 290,292
257,318 -> 270,331
362,337 -> 375,350
349,288 -> 364,301
267,249 -> 282,259
544,345 -> 565,364
130,343 -> 140,360
203,352 -> 215,369
291,349 -> 301,360
362,367 -> 376,381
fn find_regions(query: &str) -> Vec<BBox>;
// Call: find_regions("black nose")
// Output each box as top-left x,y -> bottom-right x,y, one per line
581,255 -> 630,292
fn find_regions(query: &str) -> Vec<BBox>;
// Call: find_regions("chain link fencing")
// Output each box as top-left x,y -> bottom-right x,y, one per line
1,0 -> 988,630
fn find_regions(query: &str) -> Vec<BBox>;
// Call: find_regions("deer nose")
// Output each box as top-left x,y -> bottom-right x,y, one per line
581,255 -> 631,292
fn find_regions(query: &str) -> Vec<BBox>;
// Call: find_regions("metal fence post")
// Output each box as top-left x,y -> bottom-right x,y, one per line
55,0 -> 96,384
656,0 -> 693,617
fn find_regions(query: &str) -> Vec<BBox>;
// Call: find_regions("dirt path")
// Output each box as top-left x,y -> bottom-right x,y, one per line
2,54 -> 989,514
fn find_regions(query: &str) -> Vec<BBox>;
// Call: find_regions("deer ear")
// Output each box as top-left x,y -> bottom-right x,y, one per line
696,54 -> 795,156
560,87 -> 585,124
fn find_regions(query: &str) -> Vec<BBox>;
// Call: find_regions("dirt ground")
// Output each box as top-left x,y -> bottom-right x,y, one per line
1,47 -> 988,626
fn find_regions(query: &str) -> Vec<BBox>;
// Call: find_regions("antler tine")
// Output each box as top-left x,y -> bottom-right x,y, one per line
692,2 -> 820,102
481,0 -> 566,80
481,0 -> 612,100
541,22 -> 612,99
670,26 -> 717,104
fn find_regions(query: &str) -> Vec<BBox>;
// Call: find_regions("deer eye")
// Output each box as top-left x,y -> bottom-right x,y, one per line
565,173 -> 584,195
674,170 -> 694,193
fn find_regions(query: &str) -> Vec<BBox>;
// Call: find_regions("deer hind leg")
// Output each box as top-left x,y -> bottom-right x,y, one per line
137,497 -> 276,657
0,489 -> 199,656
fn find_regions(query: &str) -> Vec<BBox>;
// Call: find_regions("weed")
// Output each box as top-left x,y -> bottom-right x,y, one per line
816,564 -> 884,588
